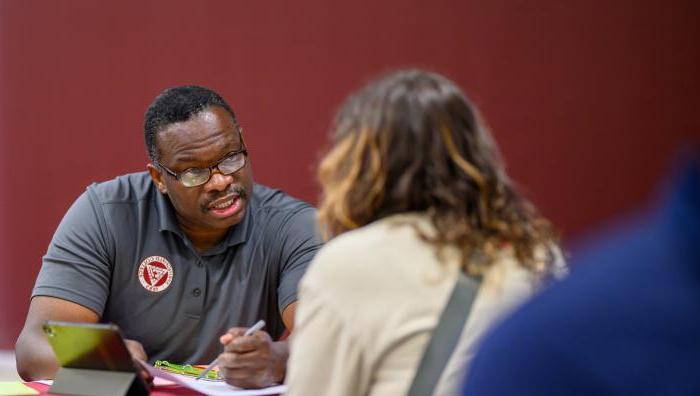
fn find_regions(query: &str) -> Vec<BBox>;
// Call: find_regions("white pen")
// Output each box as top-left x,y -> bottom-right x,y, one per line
196,319 -> 266,380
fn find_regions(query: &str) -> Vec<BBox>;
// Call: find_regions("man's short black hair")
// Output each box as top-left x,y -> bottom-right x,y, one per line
144,85 -> 238,162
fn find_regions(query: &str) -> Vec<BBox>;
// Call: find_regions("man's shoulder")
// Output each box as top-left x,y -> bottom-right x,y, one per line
246,184 -> 318,245
251,183 -> 314,216
86,171 -> 155,204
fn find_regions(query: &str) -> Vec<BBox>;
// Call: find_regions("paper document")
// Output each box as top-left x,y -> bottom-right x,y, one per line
34,380 -> 54,386
141,362 -> 286,395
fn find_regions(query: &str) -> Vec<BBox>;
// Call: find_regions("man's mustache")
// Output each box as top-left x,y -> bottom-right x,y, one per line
206,185 -> 248,205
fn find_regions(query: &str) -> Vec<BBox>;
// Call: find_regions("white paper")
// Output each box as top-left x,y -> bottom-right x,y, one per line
35,380 -> 54,386
141,362 -> 286,395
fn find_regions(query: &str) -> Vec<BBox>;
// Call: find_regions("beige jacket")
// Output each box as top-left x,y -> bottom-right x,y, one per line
286,213 -> 549,396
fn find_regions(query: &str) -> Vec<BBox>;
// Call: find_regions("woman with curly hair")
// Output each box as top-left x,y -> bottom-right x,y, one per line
285,69 -> 562,396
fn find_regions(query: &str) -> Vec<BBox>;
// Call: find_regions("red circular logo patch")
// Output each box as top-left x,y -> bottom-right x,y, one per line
138,256 -> 174,292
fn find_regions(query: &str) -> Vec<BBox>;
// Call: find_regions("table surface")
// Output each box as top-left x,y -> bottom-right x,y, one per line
26,381 -> 204,395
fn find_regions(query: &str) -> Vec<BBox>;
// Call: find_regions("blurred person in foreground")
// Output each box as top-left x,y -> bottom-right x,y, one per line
284,69 -> 563,396
464,149 -> 700,395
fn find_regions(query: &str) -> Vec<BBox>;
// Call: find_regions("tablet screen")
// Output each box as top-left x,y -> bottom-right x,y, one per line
43,321 -> 137,372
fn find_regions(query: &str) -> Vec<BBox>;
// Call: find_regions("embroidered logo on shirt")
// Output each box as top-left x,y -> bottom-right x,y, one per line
138,256 -> 174,292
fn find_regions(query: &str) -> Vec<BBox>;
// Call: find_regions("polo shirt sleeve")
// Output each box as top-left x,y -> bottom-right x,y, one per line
274,206 -> 322,314
32,187 -> 113,316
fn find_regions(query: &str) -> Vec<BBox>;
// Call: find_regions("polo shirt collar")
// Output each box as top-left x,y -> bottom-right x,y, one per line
155,190 -> 182,236
154,188 -> 251,252
212,202 -> 252,253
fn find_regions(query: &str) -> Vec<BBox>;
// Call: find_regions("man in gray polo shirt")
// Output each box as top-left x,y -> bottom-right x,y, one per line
15,86 -> 321,388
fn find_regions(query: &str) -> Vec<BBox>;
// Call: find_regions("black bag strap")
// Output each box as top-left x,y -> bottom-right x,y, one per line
407,272 -> 481,396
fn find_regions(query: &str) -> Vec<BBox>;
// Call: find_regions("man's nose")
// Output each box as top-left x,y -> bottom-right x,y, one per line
204,170 -> 233,192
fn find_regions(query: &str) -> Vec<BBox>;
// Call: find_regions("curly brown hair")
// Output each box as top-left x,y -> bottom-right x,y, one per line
317,70 -> 558,275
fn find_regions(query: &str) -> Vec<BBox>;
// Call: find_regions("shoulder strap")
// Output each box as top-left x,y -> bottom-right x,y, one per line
407,272 -> 481,396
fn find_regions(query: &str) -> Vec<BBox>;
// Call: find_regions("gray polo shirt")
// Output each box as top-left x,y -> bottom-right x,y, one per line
33,172 -> 321,364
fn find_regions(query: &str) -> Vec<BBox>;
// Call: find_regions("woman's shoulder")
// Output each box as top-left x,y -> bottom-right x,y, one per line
304,213 -> 438,290
320,213 -> 430,258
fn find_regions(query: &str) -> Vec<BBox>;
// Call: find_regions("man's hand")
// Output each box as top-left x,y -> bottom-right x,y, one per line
217,327 -> 289,389
125,339 -> 152,386
125,339 -> 148,361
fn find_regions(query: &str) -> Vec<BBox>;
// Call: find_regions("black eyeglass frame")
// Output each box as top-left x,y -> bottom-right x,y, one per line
155,132 -> 248,188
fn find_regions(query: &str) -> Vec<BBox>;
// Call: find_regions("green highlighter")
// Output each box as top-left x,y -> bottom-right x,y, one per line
154,360 -> 220,380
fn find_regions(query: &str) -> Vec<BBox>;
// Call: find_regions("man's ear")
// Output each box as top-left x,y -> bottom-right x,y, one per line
147,163 -> 168,194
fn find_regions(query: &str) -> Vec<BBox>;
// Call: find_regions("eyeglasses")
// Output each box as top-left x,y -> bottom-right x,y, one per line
157,145 -> 248,188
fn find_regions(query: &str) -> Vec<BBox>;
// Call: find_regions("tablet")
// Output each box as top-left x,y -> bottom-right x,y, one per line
43,321 -> 138,372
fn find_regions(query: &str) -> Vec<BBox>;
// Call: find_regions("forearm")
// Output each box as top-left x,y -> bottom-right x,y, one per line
15,296 -> 100,381
15,330 -> 60,381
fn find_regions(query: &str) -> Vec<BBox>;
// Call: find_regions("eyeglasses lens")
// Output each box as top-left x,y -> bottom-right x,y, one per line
218,154 -> 246,174
180,168 -> 210,187
178,153 -> 246,187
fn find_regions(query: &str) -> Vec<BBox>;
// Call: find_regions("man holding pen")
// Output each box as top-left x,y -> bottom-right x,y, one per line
196,319 -> 266,383
15,86 -> 321,389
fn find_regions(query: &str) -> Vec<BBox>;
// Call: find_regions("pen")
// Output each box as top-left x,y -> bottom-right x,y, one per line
195,319 -> 266,380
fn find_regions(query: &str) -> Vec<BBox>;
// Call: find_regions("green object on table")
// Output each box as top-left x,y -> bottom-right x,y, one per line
0,381 -> 39,395
154,360 -> 219,380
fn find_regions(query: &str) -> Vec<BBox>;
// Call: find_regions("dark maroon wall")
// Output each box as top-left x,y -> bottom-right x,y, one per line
1,0 -> 698,348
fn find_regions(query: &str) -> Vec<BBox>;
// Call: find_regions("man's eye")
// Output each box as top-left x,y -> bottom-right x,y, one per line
183,169 -> 207,179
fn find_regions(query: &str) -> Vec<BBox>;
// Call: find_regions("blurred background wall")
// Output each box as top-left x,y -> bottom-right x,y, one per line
0,0 -> 698,349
